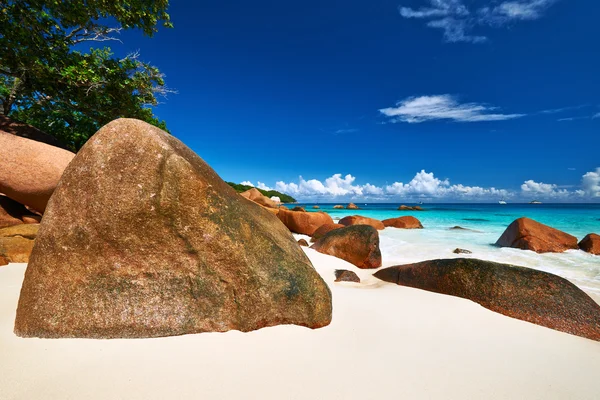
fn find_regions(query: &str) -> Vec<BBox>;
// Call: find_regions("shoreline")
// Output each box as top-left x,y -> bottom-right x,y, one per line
2,252 -> 600,399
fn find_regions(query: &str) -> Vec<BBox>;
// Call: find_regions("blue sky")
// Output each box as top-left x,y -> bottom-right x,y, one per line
113,0 -> 598,202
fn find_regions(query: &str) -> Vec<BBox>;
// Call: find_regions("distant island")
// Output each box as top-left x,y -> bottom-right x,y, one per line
226,182 -> 297,203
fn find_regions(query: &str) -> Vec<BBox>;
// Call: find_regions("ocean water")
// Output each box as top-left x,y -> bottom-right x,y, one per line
297,203 -> 600,294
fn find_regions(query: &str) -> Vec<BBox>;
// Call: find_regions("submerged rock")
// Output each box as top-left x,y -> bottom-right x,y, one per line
339,215 -> 385,230
374,258 -> 600,342
453,248 -> 472,254
277,209 -> 334,236
398,205 -> 423,211
382,216 -> 423,229
311,223 -> 344,241
311,225 -> 381,269
334,270 -> 360,283
346,203 -> 359,210
579,234 -> 600,255
240,187 -> 278,209
496,217 -> 578,253
14,119 -> 332,339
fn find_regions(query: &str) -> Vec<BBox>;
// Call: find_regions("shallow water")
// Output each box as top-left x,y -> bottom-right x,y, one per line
298,203 -> 600,294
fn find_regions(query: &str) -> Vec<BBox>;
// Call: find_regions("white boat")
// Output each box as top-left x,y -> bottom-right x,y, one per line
498,199 -> 507,205
530,200 -> 543,204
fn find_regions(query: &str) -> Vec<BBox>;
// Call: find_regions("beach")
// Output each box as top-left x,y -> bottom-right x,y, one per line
2,247 -> 600,400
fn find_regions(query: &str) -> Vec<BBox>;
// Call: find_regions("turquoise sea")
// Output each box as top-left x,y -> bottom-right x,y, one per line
295,203 -> 600,295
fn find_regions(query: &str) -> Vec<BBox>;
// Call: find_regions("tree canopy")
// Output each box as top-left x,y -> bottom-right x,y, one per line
0,0 -> 173,151
226,182 -> 297,203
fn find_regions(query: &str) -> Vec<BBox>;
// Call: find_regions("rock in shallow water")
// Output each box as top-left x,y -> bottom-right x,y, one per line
311,225 -> 381,269
579,234 -> 600,255
374,258 -> 600,342
496,217 -> 578,253
382,216 -> 423,229
277,209 -> 333,236
14,119 -> 332,339
339,215 -> 385,230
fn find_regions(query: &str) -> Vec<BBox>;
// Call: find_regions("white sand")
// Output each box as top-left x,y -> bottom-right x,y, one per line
2,251 -> 600,400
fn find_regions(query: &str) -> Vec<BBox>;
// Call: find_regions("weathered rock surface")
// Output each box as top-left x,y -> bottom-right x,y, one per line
496,217 -> 578,253
311,225 -> 381,269
0,224 -> 38,266
334,270 -> 360,283
14,119 -> 332,339
339,215 -> 385,230
579,234 -> 600,255
374,258 -> 600,342
240,187 -> 278,209
297,239 -> 309,247
277,209 -> 334,236
346,203 -> 359,210
0,128 -> 74,213
453,248 -> 472,254
311,223 -> 345,241
382,216 -> 423,229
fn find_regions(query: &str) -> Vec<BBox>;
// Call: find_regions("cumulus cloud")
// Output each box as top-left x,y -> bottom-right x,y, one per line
275,174 -> 381,198
520,180 -> 569,198
581,168 -> 600,197
399,0 -> 559,43
593,112 -> 600,119
379,95 -> 524,123
240,181 -> 254,187
240,181 -> 272,190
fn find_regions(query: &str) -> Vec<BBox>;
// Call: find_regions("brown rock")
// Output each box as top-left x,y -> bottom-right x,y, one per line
14,119 -> 332,339
0,224 -> 39,240
0,254 -> 8,266
0,196 -> 27,228
277,209 -> 334,236
333,205 -> 344,209
312,206 -> 320,209
579,234 -> 600,255
0,129 -> 75,213
22,215 -> 42,224
346,203 -> 359,210
297,239 -> 309,247
398,205 -> 413,211
453,248 -> 472,254
339,215 -> 385,230
292,206 -> 306,212
311,225 -> 381,269
334,270 -> 360,283
413,206 -> 423,211
382,216 -> 423,229
374,258 -> 600,342
311,223 -> 345,241
496,217 -> 578,253
0,236 -> 35,264
240,187 -> 278,209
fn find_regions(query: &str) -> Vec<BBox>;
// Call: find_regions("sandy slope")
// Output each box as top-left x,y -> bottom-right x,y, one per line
1,250 -> 600,399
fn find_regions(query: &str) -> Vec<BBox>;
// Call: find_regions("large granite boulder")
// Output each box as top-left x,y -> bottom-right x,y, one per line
0,224 -> 38,266
14,119 -> 332,339
579,234 -> 600,255
240,187 -> 278,209
496,217 -> 578,253
0,129 -> 74,213
339,215 -> 385,230
382,216 -> 423,229
374,258 -> 600,341
311,223 -> 344,241
311,225 -> 381,269
277,209 -> 334,236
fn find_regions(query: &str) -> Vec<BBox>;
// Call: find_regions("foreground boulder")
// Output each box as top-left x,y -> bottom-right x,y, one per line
14,119 -> 332,339
311,223 -> 344,241
579,234 -> 600,255
334,270 -> 360,283
0,129 -> 74,213
311,225 -> 381,269
346,203 -> 359,209
339,215 -> 385,230
0,224 -> 38,266
382,216 -> 423,229
374,258 -> 600,341
0,196 -> 40,229
277,209 -> 334,236
496,217 -> 578,253
240,187 -> 278,209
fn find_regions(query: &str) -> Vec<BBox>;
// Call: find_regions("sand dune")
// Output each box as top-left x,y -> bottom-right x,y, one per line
1,250 -> 600,399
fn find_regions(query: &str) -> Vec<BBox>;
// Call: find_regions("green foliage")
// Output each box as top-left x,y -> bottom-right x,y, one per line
226,182 -> 297,203
0,0 -> 172,151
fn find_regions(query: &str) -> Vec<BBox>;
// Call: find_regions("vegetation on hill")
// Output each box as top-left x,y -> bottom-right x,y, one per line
0,0 -> 173,151
226,182 -> 297,203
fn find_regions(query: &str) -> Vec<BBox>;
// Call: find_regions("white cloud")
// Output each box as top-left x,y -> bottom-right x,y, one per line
379,94 -> 524,123
581,168 -> 600,197
593,113 -> 600,119
521,180 -> 565,194
256,182 -> 272,191
240,181 -> 254,187
399,0 -> 559,43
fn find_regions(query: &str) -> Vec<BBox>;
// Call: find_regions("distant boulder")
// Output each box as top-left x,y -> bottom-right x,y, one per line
14,119 -> 332,339
297,239 -> 309,247
374,258 -> 600,342
398,205 -> 423,211
453,248 -> 472,254
346,203 -> 359,210
312,205 -> 320,209
240,187 -> 278,209
579,234 -> 600,255
311,225 -> 381,269
333,205 -> 344,209
339,215 -> 385,230
292,206 -> 306,212
277,209 -> 334,236
334,270 -> 360,283
496,217 -> 578,253
311,223 -> 345,241
382,216 -> 423,229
